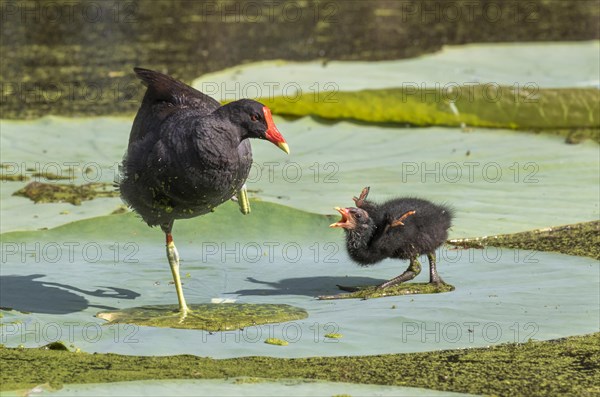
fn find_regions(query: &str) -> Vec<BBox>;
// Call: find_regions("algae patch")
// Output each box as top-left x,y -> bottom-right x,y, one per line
318,283 -> 454,300
0,174 -> 30,182
13,182 -> 119,205
1,333 -> 598,396
31,171 -> 73,180
97,304 -> 308,331
39,342 -> 70,351
449,220 -> 600,260
264,338 -> 289,346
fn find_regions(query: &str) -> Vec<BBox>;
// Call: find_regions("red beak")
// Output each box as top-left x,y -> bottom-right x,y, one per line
262,106 -> 290,154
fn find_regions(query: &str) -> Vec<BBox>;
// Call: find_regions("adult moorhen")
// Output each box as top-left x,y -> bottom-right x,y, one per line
119,68 -> 289,318
330,187 -> 453,289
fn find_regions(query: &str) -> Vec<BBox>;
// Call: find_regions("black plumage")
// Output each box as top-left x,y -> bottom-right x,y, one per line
119,68 -> 289,317
331,187 -> 453,289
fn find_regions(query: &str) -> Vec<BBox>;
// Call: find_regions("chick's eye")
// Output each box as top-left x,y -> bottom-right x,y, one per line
250,114 -> 259,122
355,212 -> 362,219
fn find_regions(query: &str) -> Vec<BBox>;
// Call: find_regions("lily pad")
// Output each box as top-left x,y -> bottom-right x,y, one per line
194,42 -> 600,96
2,117 -> 598,237
0,204 -> 597,359
194,42 -> 600,132
257,87 -> 600,133
97,304 -> 307,332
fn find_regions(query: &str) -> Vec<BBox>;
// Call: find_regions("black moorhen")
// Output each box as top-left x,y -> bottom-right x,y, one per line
330,187 -> 453,289
119,68 -> 289,318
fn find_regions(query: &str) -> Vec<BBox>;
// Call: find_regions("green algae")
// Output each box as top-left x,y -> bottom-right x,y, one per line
12,181 -> 119,205
1,333 -> 598,396
264,338 -> 289,346
232,377 -> 270,384
0,174 -> 30,182
39,342 -> 70,351
257,87 -> 600,140
31,171 -> 73,181
324,333 -> 343,339
97,304 -> 308,332
318,283 -> 455,300
449,220 -> 600,260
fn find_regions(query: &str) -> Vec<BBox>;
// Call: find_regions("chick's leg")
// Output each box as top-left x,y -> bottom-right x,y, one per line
378,256 -> 421,289
428,252 -> 445,285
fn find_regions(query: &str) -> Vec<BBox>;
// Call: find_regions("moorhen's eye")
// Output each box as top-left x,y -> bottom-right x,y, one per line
250,114 -> 259,122
355,212 -> 362,219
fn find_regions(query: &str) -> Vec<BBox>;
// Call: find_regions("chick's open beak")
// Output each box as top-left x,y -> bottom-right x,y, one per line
330,207 -> 350,228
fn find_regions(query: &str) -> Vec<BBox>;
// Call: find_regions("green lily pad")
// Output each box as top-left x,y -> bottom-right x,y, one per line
194,42 -> 600,97
257,87 -> 599,133
0,203 -> 597,359
2,116 -> 597,237
97,304 -> 307,331
194,42 -> 600,132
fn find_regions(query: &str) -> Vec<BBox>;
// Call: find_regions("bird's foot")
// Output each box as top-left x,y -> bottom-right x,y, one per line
352,186 -> 370,207
177,305 -> 192,323
377,271 -> 419,289
429,277 -> 446,287
389,210 -> 416,227
377,280 -> 401,289
317,292 -> 360,300
336,284 -> 363,292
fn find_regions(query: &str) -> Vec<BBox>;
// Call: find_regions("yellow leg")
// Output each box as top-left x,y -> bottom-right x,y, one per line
236,184 -> 251,215
166,234 -> 190,321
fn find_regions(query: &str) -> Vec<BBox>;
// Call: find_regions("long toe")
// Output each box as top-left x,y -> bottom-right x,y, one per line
377,278 -> 405,289
336,284 -> 363,292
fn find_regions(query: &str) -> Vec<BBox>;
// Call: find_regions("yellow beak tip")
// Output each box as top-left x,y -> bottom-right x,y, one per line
278,142 -> 290,154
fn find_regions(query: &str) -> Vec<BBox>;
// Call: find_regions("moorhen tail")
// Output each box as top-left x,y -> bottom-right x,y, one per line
330,187 -> 453,290
119,68 -> 289,319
